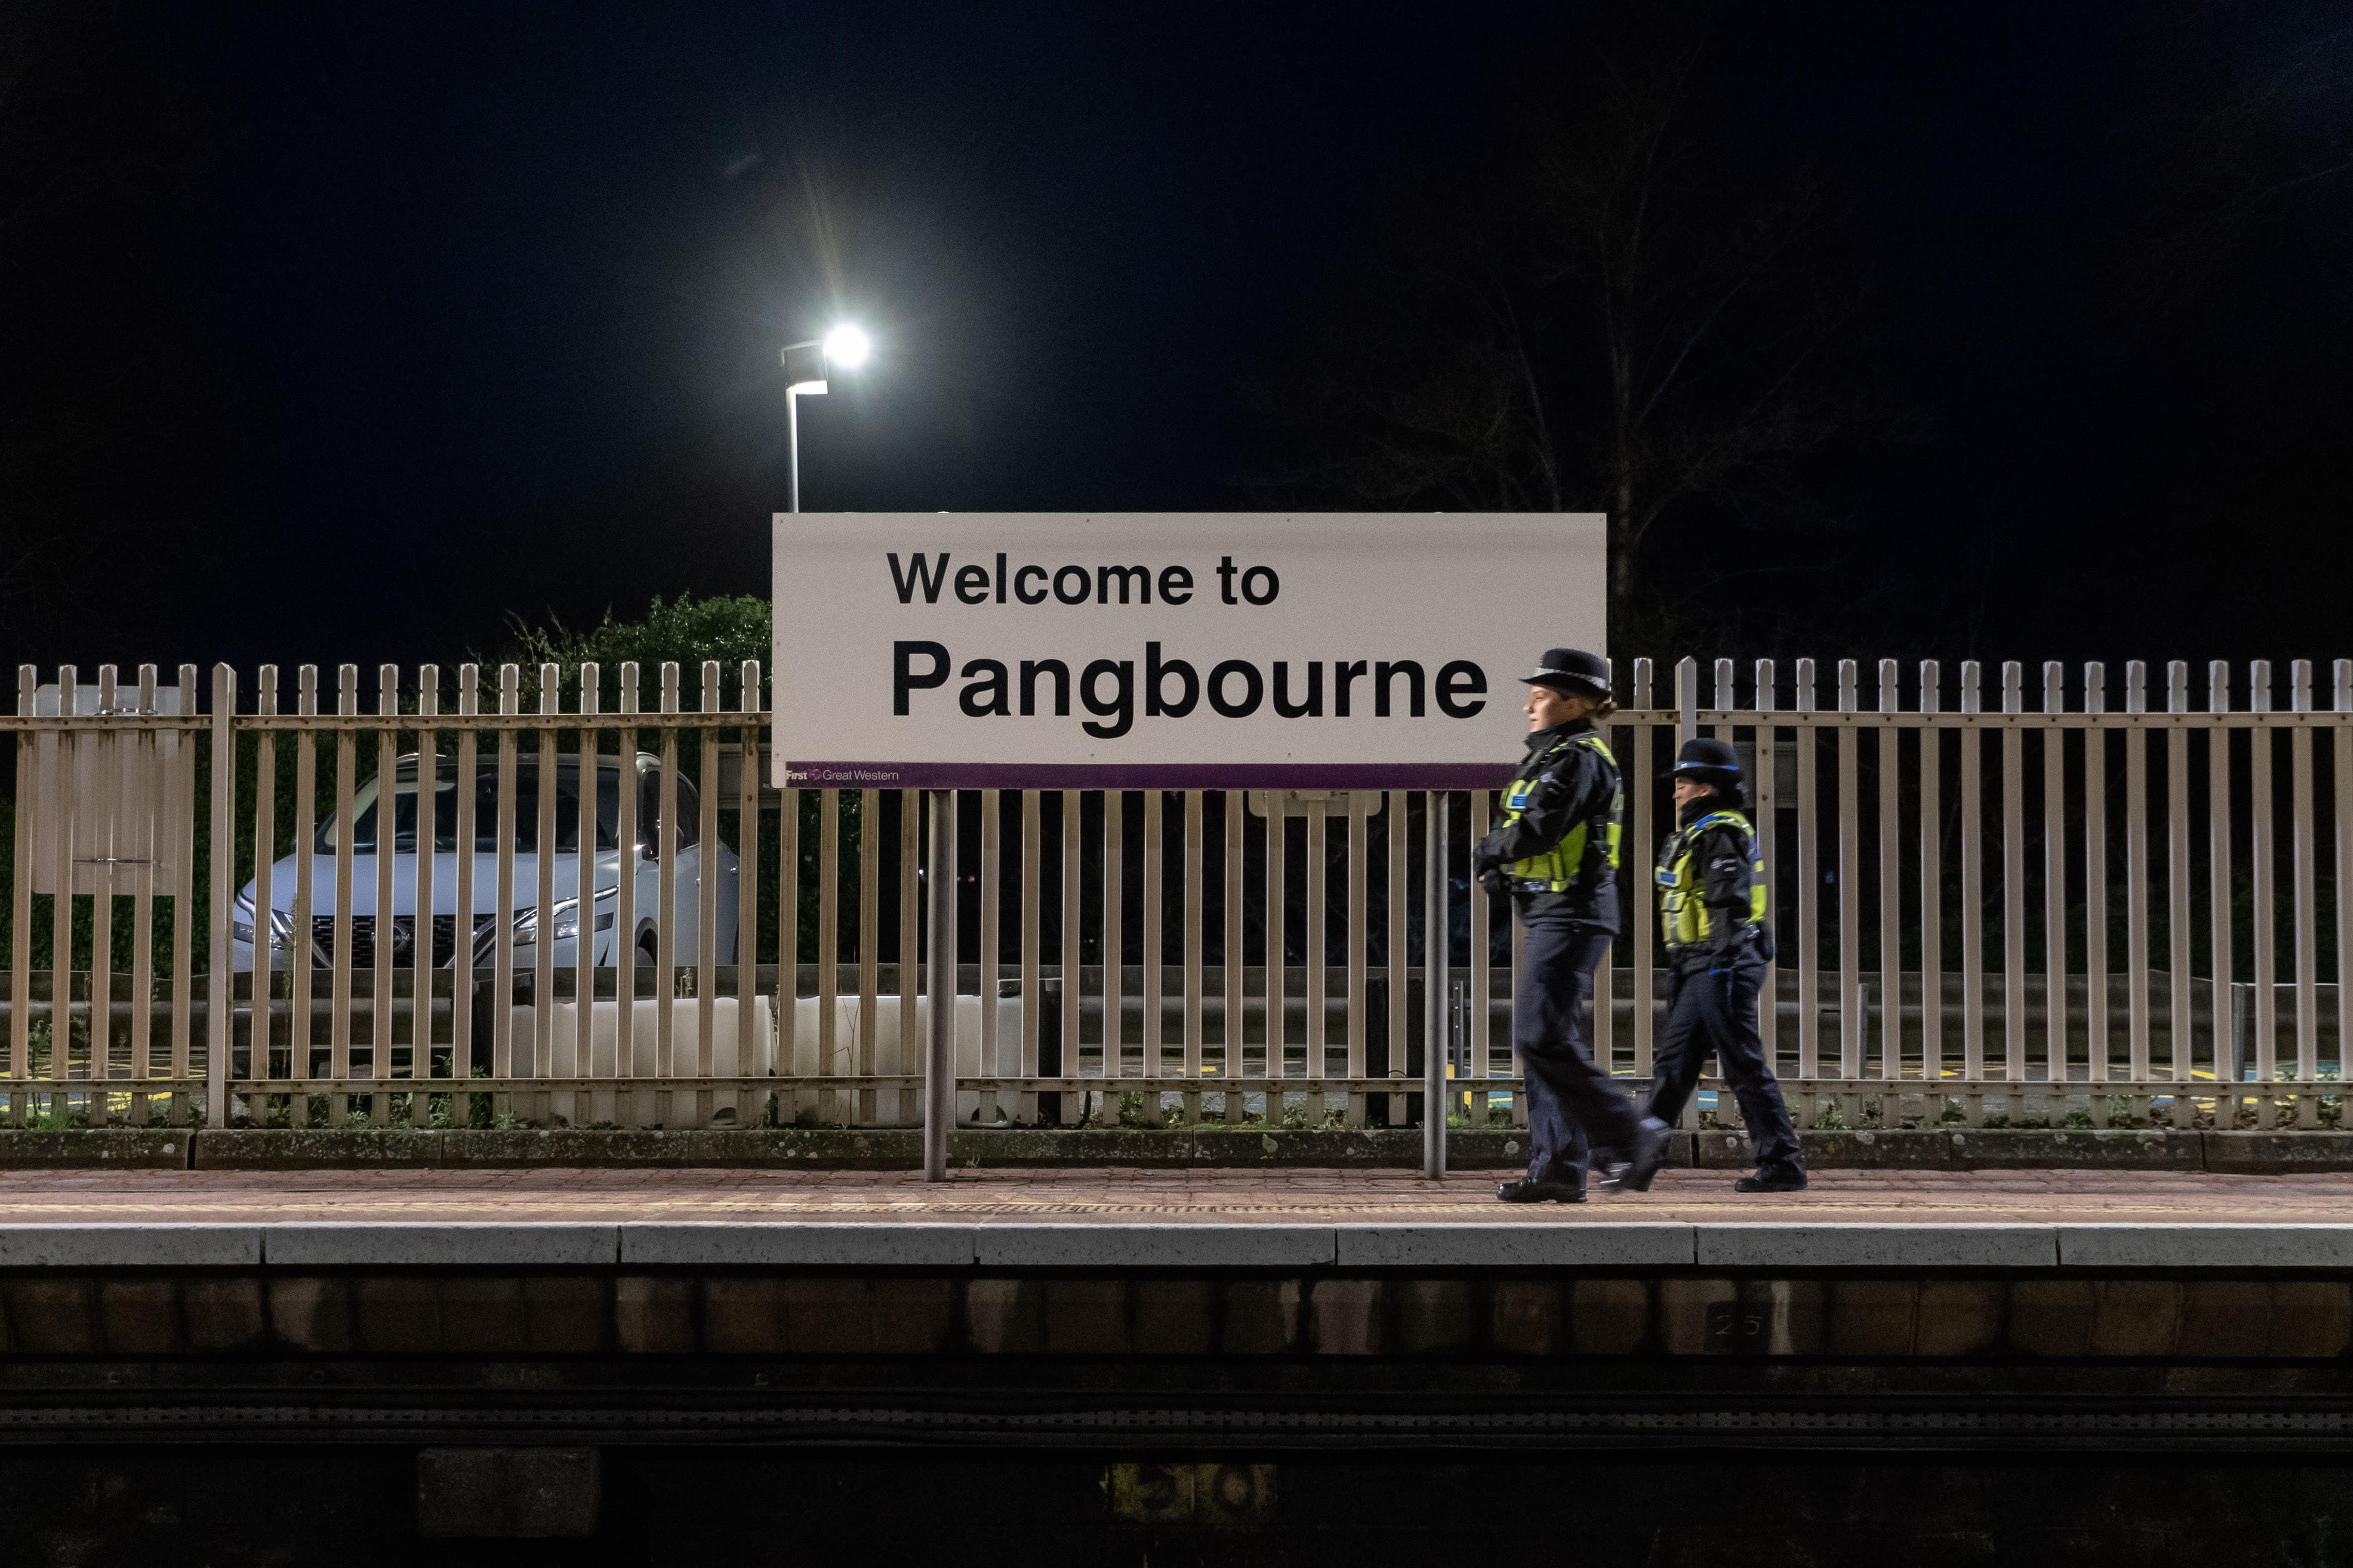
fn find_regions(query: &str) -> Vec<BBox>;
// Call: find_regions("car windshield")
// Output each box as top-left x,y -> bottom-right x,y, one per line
323,757 -> 622,853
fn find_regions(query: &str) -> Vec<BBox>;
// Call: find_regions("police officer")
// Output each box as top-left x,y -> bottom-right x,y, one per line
1642,737 -> 1806,1192
1471,648 -> 1671,1203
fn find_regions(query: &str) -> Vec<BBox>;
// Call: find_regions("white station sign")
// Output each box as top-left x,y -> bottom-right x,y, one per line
772,512 -> 1605,788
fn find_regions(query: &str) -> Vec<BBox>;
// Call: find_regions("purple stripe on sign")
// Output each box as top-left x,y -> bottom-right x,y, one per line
781,762 -> 1517,789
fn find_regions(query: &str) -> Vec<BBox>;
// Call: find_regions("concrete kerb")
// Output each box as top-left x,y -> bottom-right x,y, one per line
620,1223 -> 975,1268
193,1130 -> 441,1169
1945,1130 -> 2202,1170
261,1224 -> 621,1267
1695,1223 -> 2058,1269
3,1219 -> 2353,1272
2204,1133 -> 2353,1174
973,1224 -> 1337,1269
1335,1223 -> 1695,1268
0,1225 -> 262,1267
2057,1224 -> 2353,1269
0,1131 -> 190,1169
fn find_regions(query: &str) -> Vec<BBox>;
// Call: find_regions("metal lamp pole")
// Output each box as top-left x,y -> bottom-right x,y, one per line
782,325 -> 869,513
782,327 -> 948,1169
781,357 -> 827,515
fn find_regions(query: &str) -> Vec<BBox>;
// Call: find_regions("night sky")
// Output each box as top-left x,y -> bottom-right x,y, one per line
5,1 -> 2348,680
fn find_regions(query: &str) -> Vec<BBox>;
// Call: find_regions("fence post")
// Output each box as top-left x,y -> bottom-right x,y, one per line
2290,659 -> 2317,1111
1959,661 -> 1983,1088
1837,659 -> 1860,1081
1423,790 -> 1445,1179
2084,663 -> 2109,1106
1878,659 -> 1902,1088
2002,662 -> 2027,1089
2168,661 -> 2194,1118
2043,662 -> 2068,1102
2335,660 -> 2353,1103
1918,660 -> 1943,1088
207,665 -> 235,1130
2250,659 -> 2276,1089
11,667 -> 32,1112
2209,660 -> 2234,1126
2124,660 -> 2150,1093
1796,659 -> 1819,1084
925,787 -> 955,1180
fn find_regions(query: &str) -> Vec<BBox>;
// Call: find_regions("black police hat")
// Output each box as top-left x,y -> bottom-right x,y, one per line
1669,737 -> 1742,776
1521,647 -> 1610,697
1668,737 -> 1746,803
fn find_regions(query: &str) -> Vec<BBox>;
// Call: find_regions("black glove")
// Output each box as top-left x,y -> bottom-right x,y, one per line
1478,866 -> 1511,899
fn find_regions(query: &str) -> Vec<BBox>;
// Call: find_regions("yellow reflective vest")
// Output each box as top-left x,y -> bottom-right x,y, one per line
1499,732 -> 1621,893
1656,808 -> 1766,949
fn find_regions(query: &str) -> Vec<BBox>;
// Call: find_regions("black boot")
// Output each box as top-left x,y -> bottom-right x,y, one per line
1496,1179 -> 1587,1204
1733,1169 -> 1808,1193
1603,1117 -> 1675,1193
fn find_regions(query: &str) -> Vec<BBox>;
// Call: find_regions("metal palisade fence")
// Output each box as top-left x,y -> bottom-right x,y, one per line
1,654 -> 2348,1137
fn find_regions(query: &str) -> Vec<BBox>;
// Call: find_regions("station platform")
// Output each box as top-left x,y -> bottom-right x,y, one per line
0,1163 -> 2348,1227
0,1166 -> 2350,1270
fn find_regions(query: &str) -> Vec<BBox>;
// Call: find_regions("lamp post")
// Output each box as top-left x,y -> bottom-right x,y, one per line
781,324 -> 871,513
778,324 -> 949,1176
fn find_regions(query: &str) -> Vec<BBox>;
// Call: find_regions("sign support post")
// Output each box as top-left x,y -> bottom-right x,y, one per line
924,788 -> 956,1181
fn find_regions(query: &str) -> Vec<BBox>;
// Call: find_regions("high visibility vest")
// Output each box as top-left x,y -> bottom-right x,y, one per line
1656,809 -> 1767,947
1500,733 -> 1621,892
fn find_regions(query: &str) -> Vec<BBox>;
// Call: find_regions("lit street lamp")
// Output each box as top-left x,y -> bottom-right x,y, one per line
821,323 -> 869,367
779,320 -> 943,1181
781,325 -> 871,513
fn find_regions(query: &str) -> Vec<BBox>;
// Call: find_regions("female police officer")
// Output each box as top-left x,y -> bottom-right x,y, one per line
1639,737 -> 1806,1192
1470,648 -> 1671,1203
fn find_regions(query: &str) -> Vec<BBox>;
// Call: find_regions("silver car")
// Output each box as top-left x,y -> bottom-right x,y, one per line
229,751 -> 739,974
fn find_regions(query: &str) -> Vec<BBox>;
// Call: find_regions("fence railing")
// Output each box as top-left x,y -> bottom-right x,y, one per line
3,655 -> 2349,1138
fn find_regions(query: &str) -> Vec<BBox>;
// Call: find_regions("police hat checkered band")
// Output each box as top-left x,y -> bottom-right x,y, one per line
1671,737 -> 1743,774
1523,658 -> 1607,688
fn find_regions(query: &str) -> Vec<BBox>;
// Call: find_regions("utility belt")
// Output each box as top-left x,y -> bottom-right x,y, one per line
1510,876 -> 1617,900
1665,922 -> 1773,967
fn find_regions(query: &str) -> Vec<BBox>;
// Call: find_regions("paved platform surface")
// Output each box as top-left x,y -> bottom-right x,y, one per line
0,1166 -> 2348,1225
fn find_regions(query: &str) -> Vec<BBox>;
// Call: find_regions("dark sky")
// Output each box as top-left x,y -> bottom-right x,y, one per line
6,1 -> 2349,678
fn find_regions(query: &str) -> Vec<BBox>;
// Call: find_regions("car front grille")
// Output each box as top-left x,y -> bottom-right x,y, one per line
310,914 -> 494,968
310,914 -> 380,969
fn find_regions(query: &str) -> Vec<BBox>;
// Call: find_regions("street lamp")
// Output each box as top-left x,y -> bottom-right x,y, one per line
821,324 -> 869,367
782,324 -> 870,513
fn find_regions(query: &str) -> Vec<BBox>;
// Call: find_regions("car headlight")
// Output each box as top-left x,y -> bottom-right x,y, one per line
232,895 -> 294,948
514,885 -> 617,946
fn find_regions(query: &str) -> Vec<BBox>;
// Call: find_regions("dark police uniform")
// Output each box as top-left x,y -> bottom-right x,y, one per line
1472,649 -> 1669,1202
1645,739 -> 1806,1191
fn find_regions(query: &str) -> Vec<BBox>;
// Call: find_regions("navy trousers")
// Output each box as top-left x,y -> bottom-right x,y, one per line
1645,934 -> 1805,1176
1512,914 -> 1643,1189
